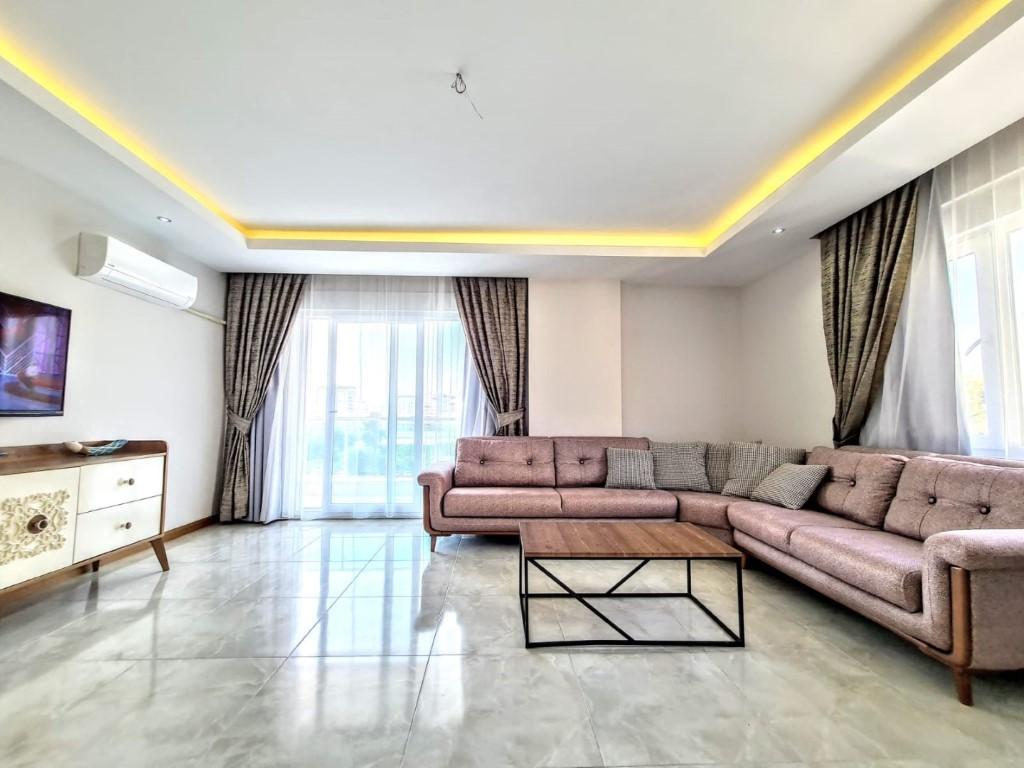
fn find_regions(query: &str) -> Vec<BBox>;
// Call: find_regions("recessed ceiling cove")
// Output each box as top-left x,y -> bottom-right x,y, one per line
0,0 -> 1015,253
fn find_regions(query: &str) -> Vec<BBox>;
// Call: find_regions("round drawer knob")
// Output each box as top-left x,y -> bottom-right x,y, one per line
120,521 -> 133,530
118,478 -> 136,486
26,514 -> 50,534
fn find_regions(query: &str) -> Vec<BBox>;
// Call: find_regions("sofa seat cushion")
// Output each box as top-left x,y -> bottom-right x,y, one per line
443,487 -> 562,518
789,527 -> 924,612
557,488 -> 677,519
727,501 -> 871,553
673,490 -> 731,530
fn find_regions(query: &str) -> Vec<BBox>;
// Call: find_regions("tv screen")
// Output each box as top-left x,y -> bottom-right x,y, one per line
0,292 -> 71,416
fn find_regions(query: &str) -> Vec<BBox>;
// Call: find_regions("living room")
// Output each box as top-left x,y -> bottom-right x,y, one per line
1,1 -> 1023,766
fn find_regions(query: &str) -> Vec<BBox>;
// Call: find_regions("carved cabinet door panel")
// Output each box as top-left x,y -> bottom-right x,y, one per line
0,468 -> 80,590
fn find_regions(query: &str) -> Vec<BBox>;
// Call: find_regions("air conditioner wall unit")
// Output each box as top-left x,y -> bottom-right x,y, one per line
77,234 -> 198,310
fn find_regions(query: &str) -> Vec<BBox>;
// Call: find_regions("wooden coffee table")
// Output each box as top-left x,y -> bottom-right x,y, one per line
518,521 -> 745,649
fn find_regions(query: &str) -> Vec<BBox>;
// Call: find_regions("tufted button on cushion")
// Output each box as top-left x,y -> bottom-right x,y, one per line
479,459 -> 486,464
849,479 -> 857,487
526,459 -> 533,466
980,505 -> 991,515
928,496 -> 937,505
579,458 -> 586,464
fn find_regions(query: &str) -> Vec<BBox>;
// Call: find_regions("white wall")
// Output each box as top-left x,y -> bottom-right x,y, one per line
621,284 -> 742,442
738,241 -> 834,448
528,279 -> 622,435
0,160 -> 225,529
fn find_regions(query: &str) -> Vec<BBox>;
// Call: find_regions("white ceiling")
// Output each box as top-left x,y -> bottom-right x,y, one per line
0,0 -> 1023,283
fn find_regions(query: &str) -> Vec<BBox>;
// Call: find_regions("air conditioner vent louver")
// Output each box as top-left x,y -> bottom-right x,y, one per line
76,234 -> 198,310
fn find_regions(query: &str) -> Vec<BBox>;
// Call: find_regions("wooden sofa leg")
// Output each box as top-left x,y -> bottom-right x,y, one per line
430,535 -> 438,553
740,553 -> 749,570
953,667 -> 974,706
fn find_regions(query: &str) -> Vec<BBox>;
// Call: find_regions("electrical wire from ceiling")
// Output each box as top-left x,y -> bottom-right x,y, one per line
451,72 -> 484,120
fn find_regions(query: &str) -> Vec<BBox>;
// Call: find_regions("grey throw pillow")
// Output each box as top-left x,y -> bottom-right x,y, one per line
605,448 -> 657,489
705,443 -> 731,493
751,463 -> 829,509
722,442 -> 806,498
651,442 -> 711,491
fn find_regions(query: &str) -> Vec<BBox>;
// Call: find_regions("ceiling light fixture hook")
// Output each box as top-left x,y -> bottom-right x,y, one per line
450,71 -> 483,120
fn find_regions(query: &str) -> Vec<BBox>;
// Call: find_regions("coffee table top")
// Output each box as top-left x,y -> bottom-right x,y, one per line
518,521 -> 741,559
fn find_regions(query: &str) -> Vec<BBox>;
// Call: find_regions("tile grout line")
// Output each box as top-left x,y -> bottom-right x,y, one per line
397,535 -> 461,767
281,541 -> 386,659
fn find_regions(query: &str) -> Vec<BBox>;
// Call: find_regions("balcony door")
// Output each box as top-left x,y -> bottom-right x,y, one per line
304,312 -> 470,518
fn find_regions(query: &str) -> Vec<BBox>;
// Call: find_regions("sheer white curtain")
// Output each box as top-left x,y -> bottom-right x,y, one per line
862,172 -> 971,453
254,275 -> 491,521
933,117 -> 1024,458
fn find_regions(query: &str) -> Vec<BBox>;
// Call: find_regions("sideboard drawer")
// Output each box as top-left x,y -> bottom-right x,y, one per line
78,456 -> 164,512
0,468 -> 80,590
73,495 -> 162,563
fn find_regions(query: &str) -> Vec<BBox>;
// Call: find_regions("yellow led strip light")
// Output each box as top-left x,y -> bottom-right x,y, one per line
0,0 -> 1013,250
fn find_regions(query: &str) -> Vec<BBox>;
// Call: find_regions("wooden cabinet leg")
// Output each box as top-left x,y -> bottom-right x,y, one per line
150,538 -> 170,572
953,667 -> 974,706
91,561 -> 100,573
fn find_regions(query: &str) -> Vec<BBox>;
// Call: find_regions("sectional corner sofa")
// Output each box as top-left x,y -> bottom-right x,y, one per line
418,435 -> 1024,704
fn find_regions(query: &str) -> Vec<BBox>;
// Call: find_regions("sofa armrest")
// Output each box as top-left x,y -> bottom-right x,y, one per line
417,462 -> 454,494
417,462 -> 454,533
925,529 -> 1024,572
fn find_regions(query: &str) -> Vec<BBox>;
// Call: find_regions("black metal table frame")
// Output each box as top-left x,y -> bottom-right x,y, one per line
518,543 -> 745,649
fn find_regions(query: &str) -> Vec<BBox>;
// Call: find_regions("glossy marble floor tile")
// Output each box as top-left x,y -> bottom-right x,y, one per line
201,656 -> 427,768
1,519 -> 1022,768
404,653 -> 604,767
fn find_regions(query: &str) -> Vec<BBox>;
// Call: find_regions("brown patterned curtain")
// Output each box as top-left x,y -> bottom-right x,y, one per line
818,178 -> 920,447
219,273 -> 308,521
453,277 -> 528,436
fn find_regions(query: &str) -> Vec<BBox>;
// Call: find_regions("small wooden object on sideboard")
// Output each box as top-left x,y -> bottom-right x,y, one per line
0,440 -> 170,598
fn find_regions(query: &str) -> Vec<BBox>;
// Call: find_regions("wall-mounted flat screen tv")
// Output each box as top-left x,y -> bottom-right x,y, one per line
0,291 -> 71,416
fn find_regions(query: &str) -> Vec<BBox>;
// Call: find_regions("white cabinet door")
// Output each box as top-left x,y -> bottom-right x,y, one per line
0,468 -> 80,590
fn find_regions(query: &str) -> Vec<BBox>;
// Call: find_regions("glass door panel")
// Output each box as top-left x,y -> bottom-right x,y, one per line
330,322 -> 390,510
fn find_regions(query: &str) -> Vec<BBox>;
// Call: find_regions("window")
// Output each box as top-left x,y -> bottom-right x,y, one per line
264,276 -> 487,519
939,116 -> 1024,457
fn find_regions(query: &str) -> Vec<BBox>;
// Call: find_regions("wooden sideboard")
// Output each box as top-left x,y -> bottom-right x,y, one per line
0,440 -> 170,597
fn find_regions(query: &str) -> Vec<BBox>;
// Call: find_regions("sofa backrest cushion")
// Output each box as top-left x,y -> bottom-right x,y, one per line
705,443 -> 731,493
807,446 -> 906,527
454,437 -> 556,487
884,456 -> 1024,540
553,437 -> 650,486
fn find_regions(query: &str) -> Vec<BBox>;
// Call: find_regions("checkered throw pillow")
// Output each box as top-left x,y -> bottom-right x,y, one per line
722,442 -> 806,498
751,463 -> 829,509
605,448 -> 657,489
651,442 -> 711,491
705,443 -> 731,493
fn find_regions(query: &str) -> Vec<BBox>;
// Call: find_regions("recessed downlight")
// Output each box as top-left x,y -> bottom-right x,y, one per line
156,216 -> 172,223
772,226 -> 786,234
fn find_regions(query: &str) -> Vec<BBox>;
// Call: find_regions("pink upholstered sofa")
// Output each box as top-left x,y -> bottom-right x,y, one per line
418,437 -> 1024,705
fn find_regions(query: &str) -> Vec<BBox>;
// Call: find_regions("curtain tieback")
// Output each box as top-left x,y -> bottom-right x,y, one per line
495,409 -> 524,429
226,409 -> 253,434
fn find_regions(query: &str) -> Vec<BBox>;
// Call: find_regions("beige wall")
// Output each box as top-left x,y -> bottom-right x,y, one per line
738,241 -> 834,448
528,279 -> 622,436
621,284 -> 742,442
0,160 -> 225,529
